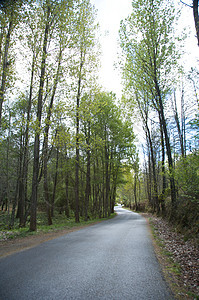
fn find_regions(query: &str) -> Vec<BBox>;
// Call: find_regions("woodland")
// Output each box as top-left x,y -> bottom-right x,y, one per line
0,0 -> 198,238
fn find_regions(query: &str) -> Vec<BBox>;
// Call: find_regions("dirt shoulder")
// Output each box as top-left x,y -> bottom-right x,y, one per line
142,213 -> 199,300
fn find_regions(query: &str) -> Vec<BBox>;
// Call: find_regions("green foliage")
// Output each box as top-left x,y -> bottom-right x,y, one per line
119,0 -> 179,101
0,210 -> 116,241
175,152 -> 199,203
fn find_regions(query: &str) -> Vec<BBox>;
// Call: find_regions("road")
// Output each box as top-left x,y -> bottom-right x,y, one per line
0,207 -> 173,300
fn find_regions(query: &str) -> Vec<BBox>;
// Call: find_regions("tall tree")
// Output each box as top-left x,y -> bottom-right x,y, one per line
42,0 -> 75,224
71,0 -> 98,222
0,0 -> 27,127
120,0 -> 179,212
30,0 -> 57,231
16,5 -> 44,227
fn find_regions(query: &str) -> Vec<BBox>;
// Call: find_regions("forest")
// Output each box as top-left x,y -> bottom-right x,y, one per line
0,0 -> 198,235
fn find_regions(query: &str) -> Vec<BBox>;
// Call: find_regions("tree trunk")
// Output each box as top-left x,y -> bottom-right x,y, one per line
43,138 -> 52,226
75,85 -> 80,223
155,79 -> 177,211
75,51 -> 84,223
173,90 -> 184,157
104,130 -> 109,218
9,151 -> 21,229
193,0 -> 199,46
84,122 -> 91,221
0,18 -> 13,127
145,122 -> 159,213
134,172 -> 138,211
51,147 -> 59,218
65,154 -> 70,218
43,47 -> 62,226
30,7 -> 50,231
159,119 -> 166,215
17,53 -> 35,227
146,152 -> 152,207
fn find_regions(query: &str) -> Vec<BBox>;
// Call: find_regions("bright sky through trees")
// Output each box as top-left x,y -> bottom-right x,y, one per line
91,0 -> 199,97
90,0 -> 132,97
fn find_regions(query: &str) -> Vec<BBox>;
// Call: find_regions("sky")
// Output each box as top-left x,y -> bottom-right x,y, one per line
90,0 -> 132,97
90,0 -> 199,98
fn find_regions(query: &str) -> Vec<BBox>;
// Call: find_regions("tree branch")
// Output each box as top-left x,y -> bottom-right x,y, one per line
180,0 -> 193,8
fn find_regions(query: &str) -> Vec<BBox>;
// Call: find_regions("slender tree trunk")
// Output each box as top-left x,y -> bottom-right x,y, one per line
111,183 -> 116,213
9,179 -> 19,229
146,124 -> 159,212
65,174 -> 69,217
110,161 -> 118,214
146,152 -> 152,207
5,112 -> 11,221
17,53 -> 35,227
93,150 -> 99,217
181,86 -> 186,157
136,94 -> 158,211
43,48 -> 62,226
193,0 -> 199,46
159,119 -> 166,215
173,90 -> 184,157
51,146 -> 58,218
64,154 -> 70,218
43,139 -> 52,226
75,86 -> 80,223
9,147 -> 21,228
75,52 -> 84,223
84,122 -> 91,221
104,130 -> 109,218
0,27 -> 5,65
134,172 -> 138,211
155,80 -> 177,210
0,18 -> 13,127
30,8 -> 50,231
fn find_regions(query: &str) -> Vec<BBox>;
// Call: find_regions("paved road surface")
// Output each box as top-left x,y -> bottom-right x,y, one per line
0,207 -> 173,299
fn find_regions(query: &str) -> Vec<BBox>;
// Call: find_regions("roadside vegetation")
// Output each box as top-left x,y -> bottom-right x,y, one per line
0,0 -> 135,231
118,0 -> 199,241
0,210 -> 116,241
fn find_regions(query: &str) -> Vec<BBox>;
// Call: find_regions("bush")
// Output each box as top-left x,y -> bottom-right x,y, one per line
175,152 -> 199,204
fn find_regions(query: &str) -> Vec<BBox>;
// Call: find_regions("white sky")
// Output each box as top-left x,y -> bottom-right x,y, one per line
90,0 -> 199,98
90,0 -> 132,97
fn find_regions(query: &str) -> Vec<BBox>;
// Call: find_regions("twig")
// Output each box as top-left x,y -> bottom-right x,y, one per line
180,0 -> 193,8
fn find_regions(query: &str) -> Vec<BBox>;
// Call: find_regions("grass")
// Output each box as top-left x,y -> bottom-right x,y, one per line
0,211 -> 116,241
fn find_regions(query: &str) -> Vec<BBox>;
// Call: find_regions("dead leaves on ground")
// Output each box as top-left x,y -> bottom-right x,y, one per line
150,216 -> 199,299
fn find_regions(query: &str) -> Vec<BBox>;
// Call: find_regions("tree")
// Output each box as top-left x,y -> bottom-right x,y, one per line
70,0 -> 98,222
16,5 -> 44,227
91,92 -> 136,217
30,0 -> 58,231
120,0 -> 179,213
42,0 -> 75,225
0,0 -> 28,127
0,0 -> 138,228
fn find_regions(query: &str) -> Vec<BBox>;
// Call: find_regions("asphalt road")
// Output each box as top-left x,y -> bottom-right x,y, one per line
0,206 -> 174,300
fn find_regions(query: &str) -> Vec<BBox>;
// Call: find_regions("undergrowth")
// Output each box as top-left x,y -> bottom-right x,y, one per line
0,211 -> 116,241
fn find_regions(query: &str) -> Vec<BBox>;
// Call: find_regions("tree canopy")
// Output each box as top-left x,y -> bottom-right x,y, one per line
0,0 -> 198,234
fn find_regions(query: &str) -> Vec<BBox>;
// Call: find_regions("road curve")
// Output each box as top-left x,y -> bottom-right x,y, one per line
0,207 -> 173,300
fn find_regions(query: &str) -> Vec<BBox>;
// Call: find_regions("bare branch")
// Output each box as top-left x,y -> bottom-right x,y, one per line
180,0 -> 193,8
